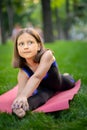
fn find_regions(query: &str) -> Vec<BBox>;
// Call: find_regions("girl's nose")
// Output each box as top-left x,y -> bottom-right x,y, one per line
24,43 -> 29,49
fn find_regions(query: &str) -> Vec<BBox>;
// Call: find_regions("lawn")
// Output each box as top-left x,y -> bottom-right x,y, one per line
0,40 -> 87,130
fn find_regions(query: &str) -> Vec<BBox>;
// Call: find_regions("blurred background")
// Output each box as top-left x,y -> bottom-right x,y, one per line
0,0 -> 87,44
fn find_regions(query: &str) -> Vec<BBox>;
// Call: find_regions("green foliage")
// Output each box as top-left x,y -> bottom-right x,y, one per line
0,40 -> 87,130
51,0 -> 65,8
13,0 -> 41,27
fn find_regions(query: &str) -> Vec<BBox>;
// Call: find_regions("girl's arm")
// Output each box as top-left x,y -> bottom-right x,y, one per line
16,69 -> 29,97
19,50 -> 55,98
12,69 -> 29,110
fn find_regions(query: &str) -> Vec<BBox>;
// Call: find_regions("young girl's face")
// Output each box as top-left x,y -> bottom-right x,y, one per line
17,32 -> 40,60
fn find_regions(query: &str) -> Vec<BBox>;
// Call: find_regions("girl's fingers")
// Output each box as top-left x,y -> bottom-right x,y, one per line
12,100 -> 29,111
12,97 -> 29,111
22,102 -> 29,111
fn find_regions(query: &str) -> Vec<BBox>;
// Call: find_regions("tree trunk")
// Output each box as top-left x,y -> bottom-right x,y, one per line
41,0 -> 54,42
6,1 -> 14,36
64,0 -> 71,39
0,6 -> 6,44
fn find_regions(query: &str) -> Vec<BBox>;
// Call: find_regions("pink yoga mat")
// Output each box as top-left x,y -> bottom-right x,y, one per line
0,80 -> 81,114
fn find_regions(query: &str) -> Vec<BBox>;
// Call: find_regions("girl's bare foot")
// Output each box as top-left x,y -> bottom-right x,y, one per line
63,73 -> 69,76
12,108 -> 26,118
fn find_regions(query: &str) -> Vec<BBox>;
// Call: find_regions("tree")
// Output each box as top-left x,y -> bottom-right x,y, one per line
64,0 -> 71,39
0,0 -> 25,44
41,0 -> 54,42
6,0 -> 14,36
0,0 -> 14,44
51,0 -> 67,40
0,1 -> 6,44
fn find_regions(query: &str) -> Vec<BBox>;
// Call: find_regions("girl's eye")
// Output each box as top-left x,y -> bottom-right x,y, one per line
18,42 -> 24,46
28,41 -> 33,45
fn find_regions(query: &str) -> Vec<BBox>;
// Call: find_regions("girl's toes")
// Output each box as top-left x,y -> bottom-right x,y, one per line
12,108 -> 26,118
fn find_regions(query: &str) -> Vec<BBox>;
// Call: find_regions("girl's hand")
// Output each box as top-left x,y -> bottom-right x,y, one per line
11,96 -> 29,111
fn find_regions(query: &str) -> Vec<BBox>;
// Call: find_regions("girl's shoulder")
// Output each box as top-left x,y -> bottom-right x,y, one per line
40,49 -> 55,62
21,65 -> 34,77
17,69 -> 29,80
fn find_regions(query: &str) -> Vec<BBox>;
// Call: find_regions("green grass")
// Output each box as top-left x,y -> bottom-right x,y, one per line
0,40 -> 87,130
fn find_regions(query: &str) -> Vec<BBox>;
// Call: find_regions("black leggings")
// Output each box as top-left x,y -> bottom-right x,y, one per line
27,74 -> 75,111
28,89 -> 54,110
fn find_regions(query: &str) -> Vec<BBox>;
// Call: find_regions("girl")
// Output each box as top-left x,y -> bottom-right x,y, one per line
12,28 -> 75,118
